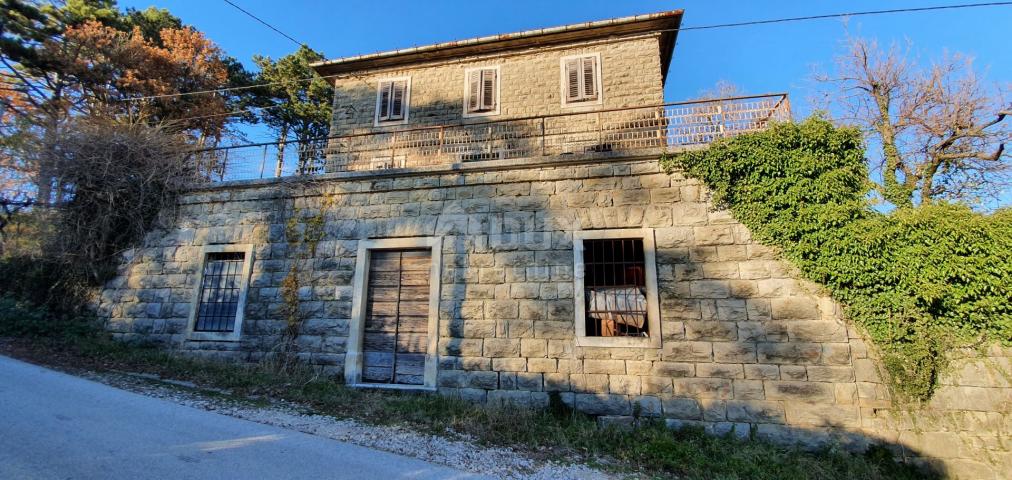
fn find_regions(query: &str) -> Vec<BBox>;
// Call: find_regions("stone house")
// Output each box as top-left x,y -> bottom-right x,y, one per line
99,10 -> 1010,478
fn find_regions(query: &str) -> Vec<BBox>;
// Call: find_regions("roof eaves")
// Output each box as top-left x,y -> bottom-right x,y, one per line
311,10 -> 683,76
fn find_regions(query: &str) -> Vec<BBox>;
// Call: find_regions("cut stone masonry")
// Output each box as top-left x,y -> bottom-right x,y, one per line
99,158 -> 1011,479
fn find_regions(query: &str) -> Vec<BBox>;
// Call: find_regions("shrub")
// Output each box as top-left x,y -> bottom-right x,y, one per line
0,256 -> 65,307
0,255 -> 93,315
663,117 -> 1012,400
45,118 -> 190,284
0,117 -> 190,321
0,294 -> 95,338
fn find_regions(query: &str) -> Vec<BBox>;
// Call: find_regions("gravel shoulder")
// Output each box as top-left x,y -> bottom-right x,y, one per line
7,350 -> 615,480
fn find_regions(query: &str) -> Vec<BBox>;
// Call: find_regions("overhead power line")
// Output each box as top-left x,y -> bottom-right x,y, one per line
164,104 -> 284,123
116,1 -> 1012,107
122,79 -> 299,101
674,2 -> 1012,31
222,0 -> 304,47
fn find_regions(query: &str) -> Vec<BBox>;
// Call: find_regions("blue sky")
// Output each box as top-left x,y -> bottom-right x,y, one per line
118,0 -> 1012,205
118,0 -> 1011,113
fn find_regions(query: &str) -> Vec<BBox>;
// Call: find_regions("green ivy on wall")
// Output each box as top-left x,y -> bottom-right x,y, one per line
661,117 -> 1012,400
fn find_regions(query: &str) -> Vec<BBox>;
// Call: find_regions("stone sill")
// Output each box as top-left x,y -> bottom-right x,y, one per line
348,383 -> 437,393
183,336 -> 242,343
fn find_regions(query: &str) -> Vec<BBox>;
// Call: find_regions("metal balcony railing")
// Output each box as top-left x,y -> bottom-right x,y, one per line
192,93 -> 790,183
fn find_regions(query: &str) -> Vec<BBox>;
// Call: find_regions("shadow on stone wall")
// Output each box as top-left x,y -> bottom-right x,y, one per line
96,91 -> 1010,479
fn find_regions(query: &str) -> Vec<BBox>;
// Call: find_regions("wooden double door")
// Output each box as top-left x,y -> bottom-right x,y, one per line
360,249 -> 432,386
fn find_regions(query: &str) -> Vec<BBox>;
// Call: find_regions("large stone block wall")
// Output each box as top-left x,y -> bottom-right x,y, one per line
861,347 -> 1010,478
328,35 -> 665,137
98,158 -> 1010,479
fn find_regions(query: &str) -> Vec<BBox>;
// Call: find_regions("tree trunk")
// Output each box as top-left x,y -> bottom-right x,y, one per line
873,92 -> 914,208
36,119 -> 59,206
274,127 -> 288,178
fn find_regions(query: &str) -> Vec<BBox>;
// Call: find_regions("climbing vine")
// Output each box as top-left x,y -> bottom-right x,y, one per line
273,189 -> 334,368
662,117 -> 1012,401
279,265 -> 302,340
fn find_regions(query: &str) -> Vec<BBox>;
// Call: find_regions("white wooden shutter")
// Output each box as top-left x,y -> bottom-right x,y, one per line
467,70 -> 481,112
565,56 -> 599,103
377,80 -> 392,121
467,69 -> 497,113
581,56 -> 598,100
565,58 -> 580,102
389,80 -> 406,120
480,69 -> 496,111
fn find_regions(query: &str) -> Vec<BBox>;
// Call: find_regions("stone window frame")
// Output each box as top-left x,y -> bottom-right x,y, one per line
345,236 -> 443,391
185,243 -> 255,342
559,52 -> 604,109
373,76 -> 412,127
462,65 -> 502,118
573,228 -> 661,348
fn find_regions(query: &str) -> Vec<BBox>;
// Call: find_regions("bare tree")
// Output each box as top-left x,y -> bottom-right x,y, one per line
0,105 -> 36,253
46,117 -> 191,283
819,37 -> 1009,208
0,181 -> 33,253
0,116 -> 191,312
698,80 -> 744,100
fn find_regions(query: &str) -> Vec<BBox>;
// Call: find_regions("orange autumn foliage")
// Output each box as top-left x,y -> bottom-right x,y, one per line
45,21 -> 230,140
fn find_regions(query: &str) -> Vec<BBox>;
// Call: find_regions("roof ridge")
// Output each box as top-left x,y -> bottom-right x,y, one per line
310,10 -> 683,75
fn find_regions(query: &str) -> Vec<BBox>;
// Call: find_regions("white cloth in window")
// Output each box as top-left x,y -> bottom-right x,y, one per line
587,286 -> 647,329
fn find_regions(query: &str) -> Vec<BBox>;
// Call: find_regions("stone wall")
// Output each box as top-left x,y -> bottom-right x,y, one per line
861,346 -> 1010,478
328,35 -> 665,136
98,158 -> 1010,479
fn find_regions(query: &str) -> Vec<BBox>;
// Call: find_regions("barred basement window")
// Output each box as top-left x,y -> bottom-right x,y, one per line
574,229 -> 661,348
187,245 -> 253,341
583,239 -> 648,337
194,252 -> 245,332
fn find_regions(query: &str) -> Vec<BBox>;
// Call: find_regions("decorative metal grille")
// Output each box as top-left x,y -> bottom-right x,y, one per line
583,238 -> 648,337
194,252 -> 246,333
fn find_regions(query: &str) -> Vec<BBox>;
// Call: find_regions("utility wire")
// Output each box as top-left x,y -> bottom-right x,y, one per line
113,1 -> 1012,107
222,0 -> 304,47
121,80 -> 297,101
673,2 -> 1012,31
164,104 -> 284,123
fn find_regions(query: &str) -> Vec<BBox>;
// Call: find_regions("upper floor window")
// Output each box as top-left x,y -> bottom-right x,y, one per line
375,77 -> 410,125
561,53 -> 602,106
464,66 -> 500,117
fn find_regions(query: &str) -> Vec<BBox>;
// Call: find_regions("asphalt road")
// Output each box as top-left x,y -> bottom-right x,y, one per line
0,355 -> 484,480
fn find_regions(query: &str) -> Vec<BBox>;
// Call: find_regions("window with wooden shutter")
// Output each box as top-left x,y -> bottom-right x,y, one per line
375,78 -> 410,124
562,54 -> 600,105
581,56 -> 597,98
464,67 -> 498,115
565,58 -> 581,102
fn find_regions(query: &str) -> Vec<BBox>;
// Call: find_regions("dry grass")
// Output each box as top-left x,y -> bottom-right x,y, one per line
0,313 -> 929,480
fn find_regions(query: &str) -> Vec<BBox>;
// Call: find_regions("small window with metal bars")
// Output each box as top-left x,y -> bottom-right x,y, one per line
582,238 -> 648,337
193,252 -> 246,333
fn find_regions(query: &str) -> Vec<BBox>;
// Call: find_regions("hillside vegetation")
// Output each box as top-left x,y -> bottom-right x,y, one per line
662,117 -> 1012,400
